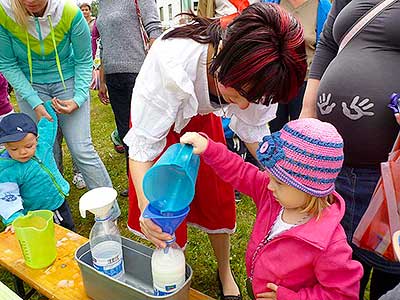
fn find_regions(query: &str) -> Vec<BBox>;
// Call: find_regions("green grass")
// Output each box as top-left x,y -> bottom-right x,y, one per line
1,91 -> 369,300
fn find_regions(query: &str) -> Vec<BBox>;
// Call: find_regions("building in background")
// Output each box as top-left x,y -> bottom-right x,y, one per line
156,0 -> 198,29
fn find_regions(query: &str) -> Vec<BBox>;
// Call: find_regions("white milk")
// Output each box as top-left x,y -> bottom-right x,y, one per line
151,244 -> 185,295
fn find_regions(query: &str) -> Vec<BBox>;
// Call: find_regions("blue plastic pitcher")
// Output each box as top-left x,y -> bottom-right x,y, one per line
143,143 -> 200,213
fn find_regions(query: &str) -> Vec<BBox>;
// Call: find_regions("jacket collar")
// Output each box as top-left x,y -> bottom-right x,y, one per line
274,191 -> 345,250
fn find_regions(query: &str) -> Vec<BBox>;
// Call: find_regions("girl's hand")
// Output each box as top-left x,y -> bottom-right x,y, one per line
51,98 -> 78,114
256,283 -> 278,300
180,132 -> 208,155
34,104 -> 53,121
5,225 -> 14,233
139,215 -> 173,249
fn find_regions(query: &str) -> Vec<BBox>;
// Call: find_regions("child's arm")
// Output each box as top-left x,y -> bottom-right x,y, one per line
37,102 -> 58,146
181,132 -> 269,202
0,182 -> 24,227
274,237 -> 363,300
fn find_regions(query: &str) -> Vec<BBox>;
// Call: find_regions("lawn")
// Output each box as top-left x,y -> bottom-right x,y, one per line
1,91 -> 369,300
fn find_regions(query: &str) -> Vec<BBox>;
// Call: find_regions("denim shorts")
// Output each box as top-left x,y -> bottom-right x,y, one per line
336,166 -> 400,274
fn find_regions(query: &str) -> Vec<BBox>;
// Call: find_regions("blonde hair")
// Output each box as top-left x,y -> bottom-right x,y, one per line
300,194 -> 335,220
12,0 -> 31,28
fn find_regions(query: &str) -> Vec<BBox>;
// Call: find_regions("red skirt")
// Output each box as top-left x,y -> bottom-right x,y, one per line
127,113 -> 236,247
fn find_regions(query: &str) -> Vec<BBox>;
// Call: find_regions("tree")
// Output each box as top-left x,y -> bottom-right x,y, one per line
91,0 -> 99,17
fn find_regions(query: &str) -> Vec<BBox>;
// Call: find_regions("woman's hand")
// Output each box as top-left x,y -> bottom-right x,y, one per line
139,215 -> 173,248
256,283 -> 278,300
180,132 -> 208,155
34,104 -> 53,121
51,98 -> 78,114
5,225 -> 14,234
98,82 -> 110,105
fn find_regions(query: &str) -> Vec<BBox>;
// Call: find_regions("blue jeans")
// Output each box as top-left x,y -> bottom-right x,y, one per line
16,78 -> 112,190
16,78 -> 120,219
336,166 -> 400,299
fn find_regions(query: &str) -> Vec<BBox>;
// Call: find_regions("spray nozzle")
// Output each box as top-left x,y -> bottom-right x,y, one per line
79,187 -> 117,219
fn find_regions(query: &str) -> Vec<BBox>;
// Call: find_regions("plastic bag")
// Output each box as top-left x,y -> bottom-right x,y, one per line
352,134 -> 400,261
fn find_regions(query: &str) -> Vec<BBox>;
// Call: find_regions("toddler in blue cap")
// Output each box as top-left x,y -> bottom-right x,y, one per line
0,103 -> 74,231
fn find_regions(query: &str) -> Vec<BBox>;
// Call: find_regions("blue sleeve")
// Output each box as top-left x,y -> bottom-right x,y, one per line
0,26 -> 43,108
70,11 -> 92,107
316,0 -> 332,43
37,102 -> 58,146
0,182 -> 24,226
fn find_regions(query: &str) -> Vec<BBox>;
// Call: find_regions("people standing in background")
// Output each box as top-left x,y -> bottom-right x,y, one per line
79,2 -> 95,32
0,0 -> 114,197
68,2 -> 98,190
300,0 -> 400,298
264,0 -> 331,132
96,0 -> 162,197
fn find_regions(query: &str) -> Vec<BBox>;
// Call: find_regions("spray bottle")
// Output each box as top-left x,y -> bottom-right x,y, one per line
79,187 -> 125,280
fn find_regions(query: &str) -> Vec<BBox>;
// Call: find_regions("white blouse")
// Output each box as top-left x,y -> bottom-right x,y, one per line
124,36 -> 278,162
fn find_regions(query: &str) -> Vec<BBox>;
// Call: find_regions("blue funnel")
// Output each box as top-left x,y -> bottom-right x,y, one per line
142,204 -> 189,235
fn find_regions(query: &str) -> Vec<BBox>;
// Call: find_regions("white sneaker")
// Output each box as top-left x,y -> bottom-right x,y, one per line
72,173 -> 86,189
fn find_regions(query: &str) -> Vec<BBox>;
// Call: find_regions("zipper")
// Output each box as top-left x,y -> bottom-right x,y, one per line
32,156 -> 68,197
34,17 -> 45,59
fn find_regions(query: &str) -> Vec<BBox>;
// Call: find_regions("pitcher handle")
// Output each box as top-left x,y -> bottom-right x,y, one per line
176,144 -> 194,171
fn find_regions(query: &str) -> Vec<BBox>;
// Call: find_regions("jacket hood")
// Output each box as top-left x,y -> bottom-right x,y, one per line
0,0 -> 64,40
283,191 -> 345,250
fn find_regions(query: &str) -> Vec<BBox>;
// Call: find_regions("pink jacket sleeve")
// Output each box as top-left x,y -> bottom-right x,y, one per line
277,233 -> 363,300
201,137 -> 269,207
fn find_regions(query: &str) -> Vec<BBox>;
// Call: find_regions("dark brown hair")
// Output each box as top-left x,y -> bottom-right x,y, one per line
163,3 -> 307,105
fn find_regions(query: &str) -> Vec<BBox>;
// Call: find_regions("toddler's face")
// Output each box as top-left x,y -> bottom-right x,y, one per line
5,133 -> 38,163
267,174 -> 310,210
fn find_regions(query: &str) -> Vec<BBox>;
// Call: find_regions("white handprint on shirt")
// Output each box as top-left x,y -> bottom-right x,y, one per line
317,93 -> 336,115
342,96 -> 374,120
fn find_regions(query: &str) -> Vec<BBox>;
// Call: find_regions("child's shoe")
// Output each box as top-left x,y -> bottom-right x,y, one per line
72,172 -> 86,190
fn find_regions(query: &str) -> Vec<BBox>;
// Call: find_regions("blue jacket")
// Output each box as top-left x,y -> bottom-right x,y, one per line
0,0 -> 92,109
0,103 -> 69,225
262,0 -> 331,43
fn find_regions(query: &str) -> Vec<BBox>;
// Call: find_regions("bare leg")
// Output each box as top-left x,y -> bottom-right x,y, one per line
208,233 -> 240,296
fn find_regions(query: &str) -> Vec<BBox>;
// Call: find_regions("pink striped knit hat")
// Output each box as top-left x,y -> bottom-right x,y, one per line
257,118 -> 344,197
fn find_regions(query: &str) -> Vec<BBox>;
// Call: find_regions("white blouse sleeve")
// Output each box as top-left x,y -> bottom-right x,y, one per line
123,39 -> 199,162
225,102 -> 278,143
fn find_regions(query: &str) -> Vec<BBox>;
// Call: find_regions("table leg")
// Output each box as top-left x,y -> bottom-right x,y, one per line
13,275 -> 38,300
13,276 -> 25,297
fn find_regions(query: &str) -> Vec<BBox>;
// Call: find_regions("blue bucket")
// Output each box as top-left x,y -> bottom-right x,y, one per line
143,143 -> 200,213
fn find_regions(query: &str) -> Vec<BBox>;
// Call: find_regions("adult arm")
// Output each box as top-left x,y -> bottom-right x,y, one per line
70,11 -> 92,107
301,0 -> 351,118
0,27 -> 47,116
139,0 -> 162,40
91,21 -> 100,59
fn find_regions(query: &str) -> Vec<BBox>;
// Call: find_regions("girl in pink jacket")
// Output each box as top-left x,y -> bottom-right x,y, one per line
181,118 -> 363,300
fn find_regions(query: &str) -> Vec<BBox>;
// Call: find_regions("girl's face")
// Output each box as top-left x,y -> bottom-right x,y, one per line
267,174 -> 311,210
80,5 -> 91,19
21,0 -> 48,15
217,82 -> 250,110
